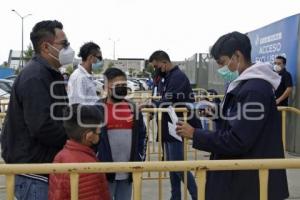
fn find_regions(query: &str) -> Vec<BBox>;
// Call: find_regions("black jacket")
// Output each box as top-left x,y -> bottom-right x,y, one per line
1,55 -> 68,164
275,68 -> 293,106
192,79 -> 289,200
155,66 -> 202,142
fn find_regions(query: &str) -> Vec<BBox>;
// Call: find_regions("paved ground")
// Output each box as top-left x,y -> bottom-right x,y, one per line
0,145 -> 299,200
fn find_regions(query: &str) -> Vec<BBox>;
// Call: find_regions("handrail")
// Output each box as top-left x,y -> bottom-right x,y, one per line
277,106 -> 300,150
1,159 -> 299,174
1,159 -> 299,200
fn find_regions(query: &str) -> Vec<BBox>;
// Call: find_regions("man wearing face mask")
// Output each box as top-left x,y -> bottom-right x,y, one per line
1,20 -> 72,200
176,32 -> 289,200
68,42 -> 103,105
273,56 -> 293,106
217,59 -> 239,92
97,68 -> 147,200
148,50 -> 200,200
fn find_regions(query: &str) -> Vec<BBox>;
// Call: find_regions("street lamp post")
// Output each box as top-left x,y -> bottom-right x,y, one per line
109,38 -> 119,60
12,9 -> 32,69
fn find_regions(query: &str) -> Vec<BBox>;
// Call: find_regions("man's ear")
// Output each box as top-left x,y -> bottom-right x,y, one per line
40,41 -> 50,54
87,54 -> 95,63
85,131 -> 94,142
235,50 -> 243,59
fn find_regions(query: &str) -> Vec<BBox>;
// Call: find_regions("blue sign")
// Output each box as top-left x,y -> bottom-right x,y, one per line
0,67 -> 14,79
247,14 -> 299,85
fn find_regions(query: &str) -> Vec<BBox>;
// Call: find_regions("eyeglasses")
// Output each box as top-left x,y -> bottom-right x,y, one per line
54,40 -> 70,48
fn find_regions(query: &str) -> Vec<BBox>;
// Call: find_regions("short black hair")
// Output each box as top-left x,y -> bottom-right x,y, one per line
63,104 -> 104,142
276,55 -> 287,65
30,20 -> 63,53
78,42 -> 101,61
104,67 -> 126,81
210,31 -> 252,62
149,50 -> 171,63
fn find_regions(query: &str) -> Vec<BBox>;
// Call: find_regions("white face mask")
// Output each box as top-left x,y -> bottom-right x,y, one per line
48,44 -> 75,66
273,64 -> 282,72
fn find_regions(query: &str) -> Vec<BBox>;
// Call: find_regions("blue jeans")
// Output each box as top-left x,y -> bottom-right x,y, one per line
165,141 -> 198,200
109,179 -> 132,200
14,175 -> 48,200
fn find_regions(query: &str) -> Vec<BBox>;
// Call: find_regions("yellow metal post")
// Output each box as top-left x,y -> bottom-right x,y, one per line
133,172 -> 142,200
183,111 -> 188,200
158,111 -> 163,200
6,174 -> 15,200
259,169 -> 269,200
282,110 -> 287,151
196,170 -> 206,200
152,116 -> 156,153
70,173 -> 79,200
146,113 -> 151,178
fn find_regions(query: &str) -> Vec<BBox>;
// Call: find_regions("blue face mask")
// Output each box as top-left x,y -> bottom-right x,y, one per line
217,65 -> 239,82
92,59 -> 104,71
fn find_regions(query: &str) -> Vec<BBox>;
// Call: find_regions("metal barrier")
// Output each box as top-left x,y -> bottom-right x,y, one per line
0,112 -> 6,131
142,107 -> 189,200
194,94 -> 225,102
0,99 -> 9,112
1,94 -> 299,200
277,106 -> 300,151
1,159 -> 300,200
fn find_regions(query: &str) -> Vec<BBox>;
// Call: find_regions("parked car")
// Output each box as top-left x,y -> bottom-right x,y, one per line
0,79 -> 14,94
136,79 -> 149,90
0,88 -> 10,99
4,75 -> 17,82
127,80 -> 140,92
94,79 -> 104,96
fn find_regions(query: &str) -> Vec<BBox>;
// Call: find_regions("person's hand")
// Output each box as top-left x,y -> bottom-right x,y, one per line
176,121 -> 195,139
276,99 -> 281,105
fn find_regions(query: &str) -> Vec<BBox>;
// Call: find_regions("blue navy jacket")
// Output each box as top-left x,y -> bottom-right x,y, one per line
192,79 -> 289,200
96,99 -> 147,182
1,55 -> 67,164
155,66 -> 202,142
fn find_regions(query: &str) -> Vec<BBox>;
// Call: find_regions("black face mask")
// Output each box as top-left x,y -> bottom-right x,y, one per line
111,86 -> 128,102
154,67 -> 166,78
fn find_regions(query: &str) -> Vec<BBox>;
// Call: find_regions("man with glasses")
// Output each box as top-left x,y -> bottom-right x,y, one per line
1,20 -> 73,199
68,42 -> 103,105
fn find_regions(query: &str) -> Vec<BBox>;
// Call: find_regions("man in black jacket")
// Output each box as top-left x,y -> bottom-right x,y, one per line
149,50 -> 200,200
1,20 -> 74,200
273,55 -> 293,106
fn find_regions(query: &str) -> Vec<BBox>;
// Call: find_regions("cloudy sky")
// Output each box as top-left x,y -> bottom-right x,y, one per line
0,0 -> 300,63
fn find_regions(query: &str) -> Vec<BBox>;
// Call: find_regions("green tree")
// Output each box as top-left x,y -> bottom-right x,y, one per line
143,63 -> 155,77
66,64 -> 74,75
108,61 -> 114,68
23,44 -> 34,62
1,61 -> 9,67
